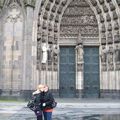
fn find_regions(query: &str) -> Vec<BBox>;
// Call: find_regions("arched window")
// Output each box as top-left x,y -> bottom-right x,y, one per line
3,3 -> 23,92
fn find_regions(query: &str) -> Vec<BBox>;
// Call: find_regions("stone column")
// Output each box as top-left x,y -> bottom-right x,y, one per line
75,43 -> 84,98
0,5 -> 4,96
22,4 -> 34,98
0,10 -> 2,95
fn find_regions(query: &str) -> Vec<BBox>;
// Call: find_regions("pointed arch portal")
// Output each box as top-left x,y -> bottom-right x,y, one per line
36,0 -> 120,98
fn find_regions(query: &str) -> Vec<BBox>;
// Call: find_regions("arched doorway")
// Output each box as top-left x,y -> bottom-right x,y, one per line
36,0 -> 120,98
59,0 -> 100,98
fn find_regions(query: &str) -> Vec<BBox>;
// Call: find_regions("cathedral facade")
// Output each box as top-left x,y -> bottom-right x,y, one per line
0,0 -> 120,99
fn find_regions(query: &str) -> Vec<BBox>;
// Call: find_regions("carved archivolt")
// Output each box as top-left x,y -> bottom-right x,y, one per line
35,0 -> 120,73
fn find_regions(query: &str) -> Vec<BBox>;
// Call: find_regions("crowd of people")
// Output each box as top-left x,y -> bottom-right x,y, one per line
27,84 -> 56,120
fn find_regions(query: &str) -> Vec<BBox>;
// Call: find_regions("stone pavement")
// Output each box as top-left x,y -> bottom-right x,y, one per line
0,99 -> 120,120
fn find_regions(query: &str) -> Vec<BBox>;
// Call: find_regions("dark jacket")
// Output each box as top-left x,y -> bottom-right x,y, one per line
40,90 -> 54,110
27,92 -> 42,111
32,93 -> 42,111
33,93 -> 41,105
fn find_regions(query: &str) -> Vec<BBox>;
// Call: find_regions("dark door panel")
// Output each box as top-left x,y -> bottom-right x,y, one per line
59,46 -> 76,98
83,47 -> 100,98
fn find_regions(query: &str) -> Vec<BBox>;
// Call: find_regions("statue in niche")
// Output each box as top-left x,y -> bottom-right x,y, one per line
101,46 -> 107,63
101,46 -> 108,71
53,44 -> 59,64
108,46 -> 113,64
37,40 -> 41,60
115,45 -> 120,62
41,42 -> 48,64
108,52 -> 113,64
75,44 -> 84,63
101,53 -> 106,63
47,44 -> 52,64
114,31 -> 120,42
107,32 -> 113,43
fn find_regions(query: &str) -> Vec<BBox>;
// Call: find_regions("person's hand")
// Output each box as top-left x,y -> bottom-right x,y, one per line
42,103 -> 46,107
32,90 -> 40,95
37,111 -> 40,114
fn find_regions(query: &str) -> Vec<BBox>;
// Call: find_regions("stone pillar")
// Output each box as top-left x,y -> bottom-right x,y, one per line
75,43 -> 84,98
0,11 -> 2,95
0,6 -> 4,96
22,5 -> 34,94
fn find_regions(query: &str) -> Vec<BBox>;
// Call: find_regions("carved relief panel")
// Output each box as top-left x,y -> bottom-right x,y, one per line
60,0 -> 98,36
